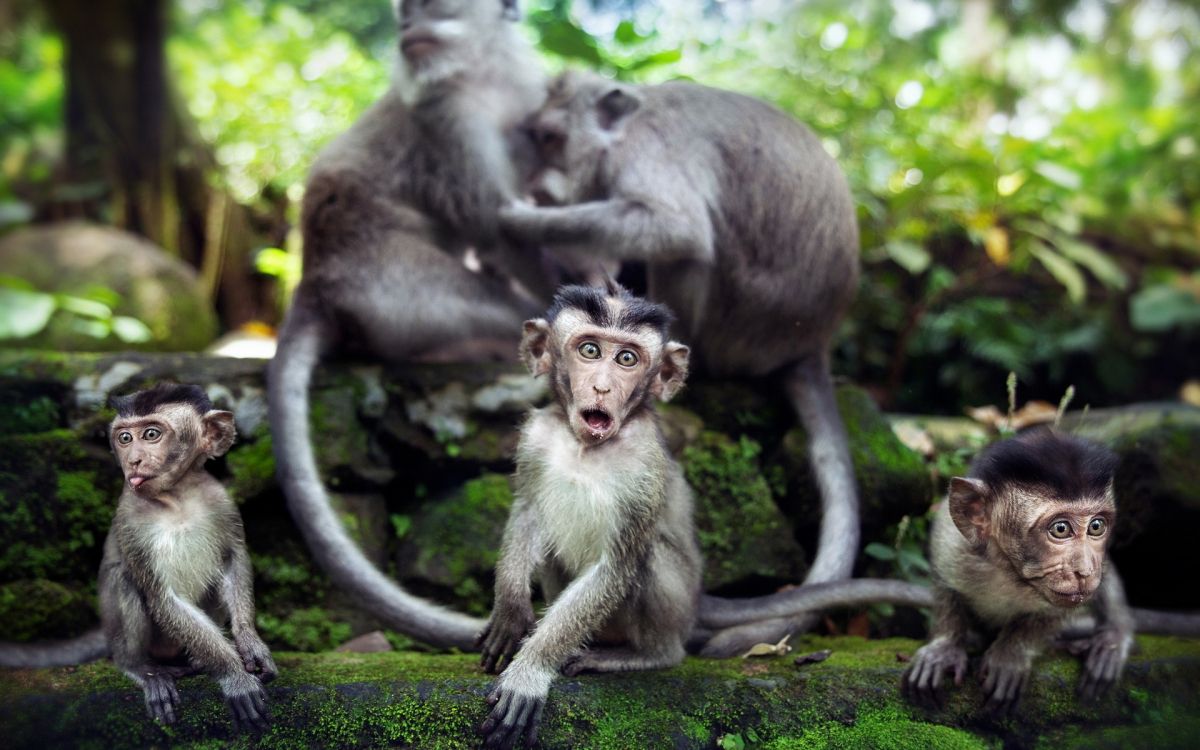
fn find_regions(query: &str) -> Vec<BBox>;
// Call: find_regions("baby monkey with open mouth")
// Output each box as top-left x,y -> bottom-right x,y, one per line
478,282 -> 698,748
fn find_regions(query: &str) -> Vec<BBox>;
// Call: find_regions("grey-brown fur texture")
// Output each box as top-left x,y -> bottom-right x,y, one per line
501,71 -> 861,655
268,0 -> 549,648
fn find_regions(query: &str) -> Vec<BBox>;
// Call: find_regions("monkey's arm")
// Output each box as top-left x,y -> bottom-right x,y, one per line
481,511 -> 654,749
979,612 -> 1062,714
1075,562 -> 1134,699
901,585 -> 973,707
219,531 -> 278,682
479,498 -> 545,674
124,557 -> 269,729
500,194 -> 714,265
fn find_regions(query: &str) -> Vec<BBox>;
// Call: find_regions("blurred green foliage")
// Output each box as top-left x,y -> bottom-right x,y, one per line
0,0 -> 1197,412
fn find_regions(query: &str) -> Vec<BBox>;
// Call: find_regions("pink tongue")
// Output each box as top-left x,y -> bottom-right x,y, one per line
129,476 -> 145,488
586,413 -> 608,429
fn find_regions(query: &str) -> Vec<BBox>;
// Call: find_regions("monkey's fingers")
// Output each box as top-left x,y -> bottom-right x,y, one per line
525,699 -> 546,748
228,689 -> 270,732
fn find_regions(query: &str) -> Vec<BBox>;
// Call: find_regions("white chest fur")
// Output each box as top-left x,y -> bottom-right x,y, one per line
521,412 -> 662,576
143,506 -> 225,604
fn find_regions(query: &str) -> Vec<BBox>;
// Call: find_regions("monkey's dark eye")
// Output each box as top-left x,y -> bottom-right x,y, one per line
1087,518 -> 1107,537
1049,520 -> 1072,540
143,427 -> 162,441
117,431 -> 133,445
578,342 -> 602,360
615,350 -> 638,367
534,127 -> 565,154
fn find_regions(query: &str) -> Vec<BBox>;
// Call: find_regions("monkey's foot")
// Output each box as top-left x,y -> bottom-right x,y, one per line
220,672 -> 270,732
979,646 -> 1031,715
235,632 -> 279,683
1078,626 -> 1132,701
561,645 -> 684,676
141,672 -> 180,725
901,637 -> 967,709
477,606 -> 535,675
480,685 -> 546,749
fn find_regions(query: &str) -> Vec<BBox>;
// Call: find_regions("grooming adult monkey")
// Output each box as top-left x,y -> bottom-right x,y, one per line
0,384 -> 277,728
268,0 -> 551,647
903,430 -> 1133,712
500,71 -> 861,655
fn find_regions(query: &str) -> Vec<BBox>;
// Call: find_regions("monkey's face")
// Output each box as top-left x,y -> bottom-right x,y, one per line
110,406 -> 236,497
524,72 -> 642,205
1005,491 -> 1114,608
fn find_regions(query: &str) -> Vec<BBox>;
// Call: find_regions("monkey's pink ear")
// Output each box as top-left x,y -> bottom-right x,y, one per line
597,87 -> 641,130
948,477 -> 990,549
202,410 -> 237,458
519,319 -> 553,377
653,342 -> 690,402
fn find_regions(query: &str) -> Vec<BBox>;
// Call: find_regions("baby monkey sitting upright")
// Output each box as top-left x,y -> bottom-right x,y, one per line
478,282 -> 700,749
903,429 -> 1133,713
103,384 -> 277,728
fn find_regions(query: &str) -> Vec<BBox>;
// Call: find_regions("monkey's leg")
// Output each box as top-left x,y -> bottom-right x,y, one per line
105,571 -> 182,725
699,354 -> 859,658
979,613 -> 1061,715
902,587 -> 971,709
220,542 -> 278,683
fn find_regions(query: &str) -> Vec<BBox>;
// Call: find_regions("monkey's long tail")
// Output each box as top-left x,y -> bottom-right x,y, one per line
699,355 -> 860,657
0,627 -> 108,668
696,580 -> 933,632
269,304 -> 486,649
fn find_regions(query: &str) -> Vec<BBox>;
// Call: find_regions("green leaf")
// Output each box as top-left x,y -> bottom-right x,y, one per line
1029,241 -> 1085,304
1054,238 -> 1128,290
1130,285 -> 1200,332
55,294 -> 113,320
1033,161 -> 1081,190
863,542 -> 897,561
885,240 -> 931,274
626,48 -> 683,72
0,287 -> 56,338
111,316 -> 153,343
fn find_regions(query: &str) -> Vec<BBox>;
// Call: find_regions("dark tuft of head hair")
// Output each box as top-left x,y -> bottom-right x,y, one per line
545,283 -> 674,338
970,429 -> 1118,501
109,383 -> 212,418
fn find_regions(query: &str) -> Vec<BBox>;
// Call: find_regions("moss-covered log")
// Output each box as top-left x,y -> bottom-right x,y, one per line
0,635 -> 1197,749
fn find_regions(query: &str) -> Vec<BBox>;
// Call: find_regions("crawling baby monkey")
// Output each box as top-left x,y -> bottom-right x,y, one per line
903,429 -> 1133,712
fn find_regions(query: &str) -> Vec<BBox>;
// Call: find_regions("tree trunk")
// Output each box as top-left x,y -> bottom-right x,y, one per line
42,0 -> 265,328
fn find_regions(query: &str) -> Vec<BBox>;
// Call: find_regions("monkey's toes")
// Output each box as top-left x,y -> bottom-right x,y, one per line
480,690 -> 544,749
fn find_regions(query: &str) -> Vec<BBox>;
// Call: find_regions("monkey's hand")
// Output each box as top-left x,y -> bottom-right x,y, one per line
478,603 -> 536,675
141,671 -> 181,725
479,664 -> 552,749
220,670 -> 270,732
497,201 -> 542,240
979,642 -> 1032,715
235,631 -> 279,683
1077,625 -> 1132,701
901,636 -> 967,709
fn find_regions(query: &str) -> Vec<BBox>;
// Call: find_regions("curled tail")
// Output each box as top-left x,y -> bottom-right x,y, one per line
697,579 -> 932,631
269,303 -> 485,649
0,627 -> 108,668
1132,609 -> 1200,637
700,356 -> 860,657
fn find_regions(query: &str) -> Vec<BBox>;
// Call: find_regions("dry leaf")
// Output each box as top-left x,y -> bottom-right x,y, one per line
896,653 -> 912,663
1182,380 -> 1200,407
966,400 -> 1058,431
892,422 -> 935,457
846,612 -> 871,638
741,633 -> 793,659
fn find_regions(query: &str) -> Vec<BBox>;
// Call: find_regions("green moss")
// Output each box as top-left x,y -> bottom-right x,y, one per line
308,386 -> 369,478
226,433 -> 275,502
256,607 -> 353,653
683,431 -> 805,589
763,705 -> 997,750
403,473 -> 514,614
0,578 -> 96,640
0,430 -> 119,583
0,392 -> 62,433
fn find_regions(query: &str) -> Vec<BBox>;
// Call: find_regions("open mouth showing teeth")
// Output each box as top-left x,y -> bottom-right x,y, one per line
581,408 -> 613,433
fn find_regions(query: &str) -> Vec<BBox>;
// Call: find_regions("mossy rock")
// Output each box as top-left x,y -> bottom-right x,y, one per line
0,579 -> 96,640
684,431 -> 806,590
0,635 -> 1196,749
779,385 -> 931,545
0,222 -> 218,352
0,429 -> 121,584
395,473 -> 514,615
227,433 -> 277,503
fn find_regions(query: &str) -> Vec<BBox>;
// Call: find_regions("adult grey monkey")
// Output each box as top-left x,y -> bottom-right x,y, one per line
501,70 -> 862,655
